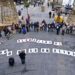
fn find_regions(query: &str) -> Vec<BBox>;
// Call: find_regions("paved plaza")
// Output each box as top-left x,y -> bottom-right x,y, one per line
16,5 -> 57,23
0,4 -> 75,75
0,31 -> 75,75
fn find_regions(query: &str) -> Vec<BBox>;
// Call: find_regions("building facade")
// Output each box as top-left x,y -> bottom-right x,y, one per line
0,0 -> 18,26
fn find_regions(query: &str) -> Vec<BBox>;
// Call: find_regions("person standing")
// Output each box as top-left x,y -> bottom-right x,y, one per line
66,25 -> 70,34
42,20 -> 47,31
28,14 -> 30,22
0,30 -> 2,37
3,27 -> 10,37
56,24 -> 60,35
22,27 -> 26,34
61,26 -> 65,35
54,13 -> 64,24
70,25 -> 73,34
51,2 -> 54,10
19,51 -> 26,64
26,18 -> 29,32
26,14 -> 30,32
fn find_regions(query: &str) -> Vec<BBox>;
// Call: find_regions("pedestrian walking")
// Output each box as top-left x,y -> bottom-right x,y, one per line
49,11 -> 52,18
18,10 -> 21,16
19,51 -> 26,64
0,30 -> 2,37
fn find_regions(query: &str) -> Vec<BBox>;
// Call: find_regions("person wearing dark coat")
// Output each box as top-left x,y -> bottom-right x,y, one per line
0,30 -> 2,37
34,22 -> 39,32
49,11 -> 52,18
56,25 -> 60,35
19,51 -> 26,64
70,25 -> 73,34
42,20 -> 47,31
26,18 -> 30,32
61,29 -> 65,35
18,10 -> 21,16
3,27 -> 10,36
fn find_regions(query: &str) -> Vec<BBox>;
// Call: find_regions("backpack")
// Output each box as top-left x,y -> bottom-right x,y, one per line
22,27 -> 26,34
56,25 -> 59,29
9,57 -> 15,66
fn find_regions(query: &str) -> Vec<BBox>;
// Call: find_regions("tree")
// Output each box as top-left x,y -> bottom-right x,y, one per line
23,0 -> 30,15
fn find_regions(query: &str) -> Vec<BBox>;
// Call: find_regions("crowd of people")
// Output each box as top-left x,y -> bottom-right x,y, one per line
0,2 -> 75,70
0,18 -> 74,40
0,7 -> 75,40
